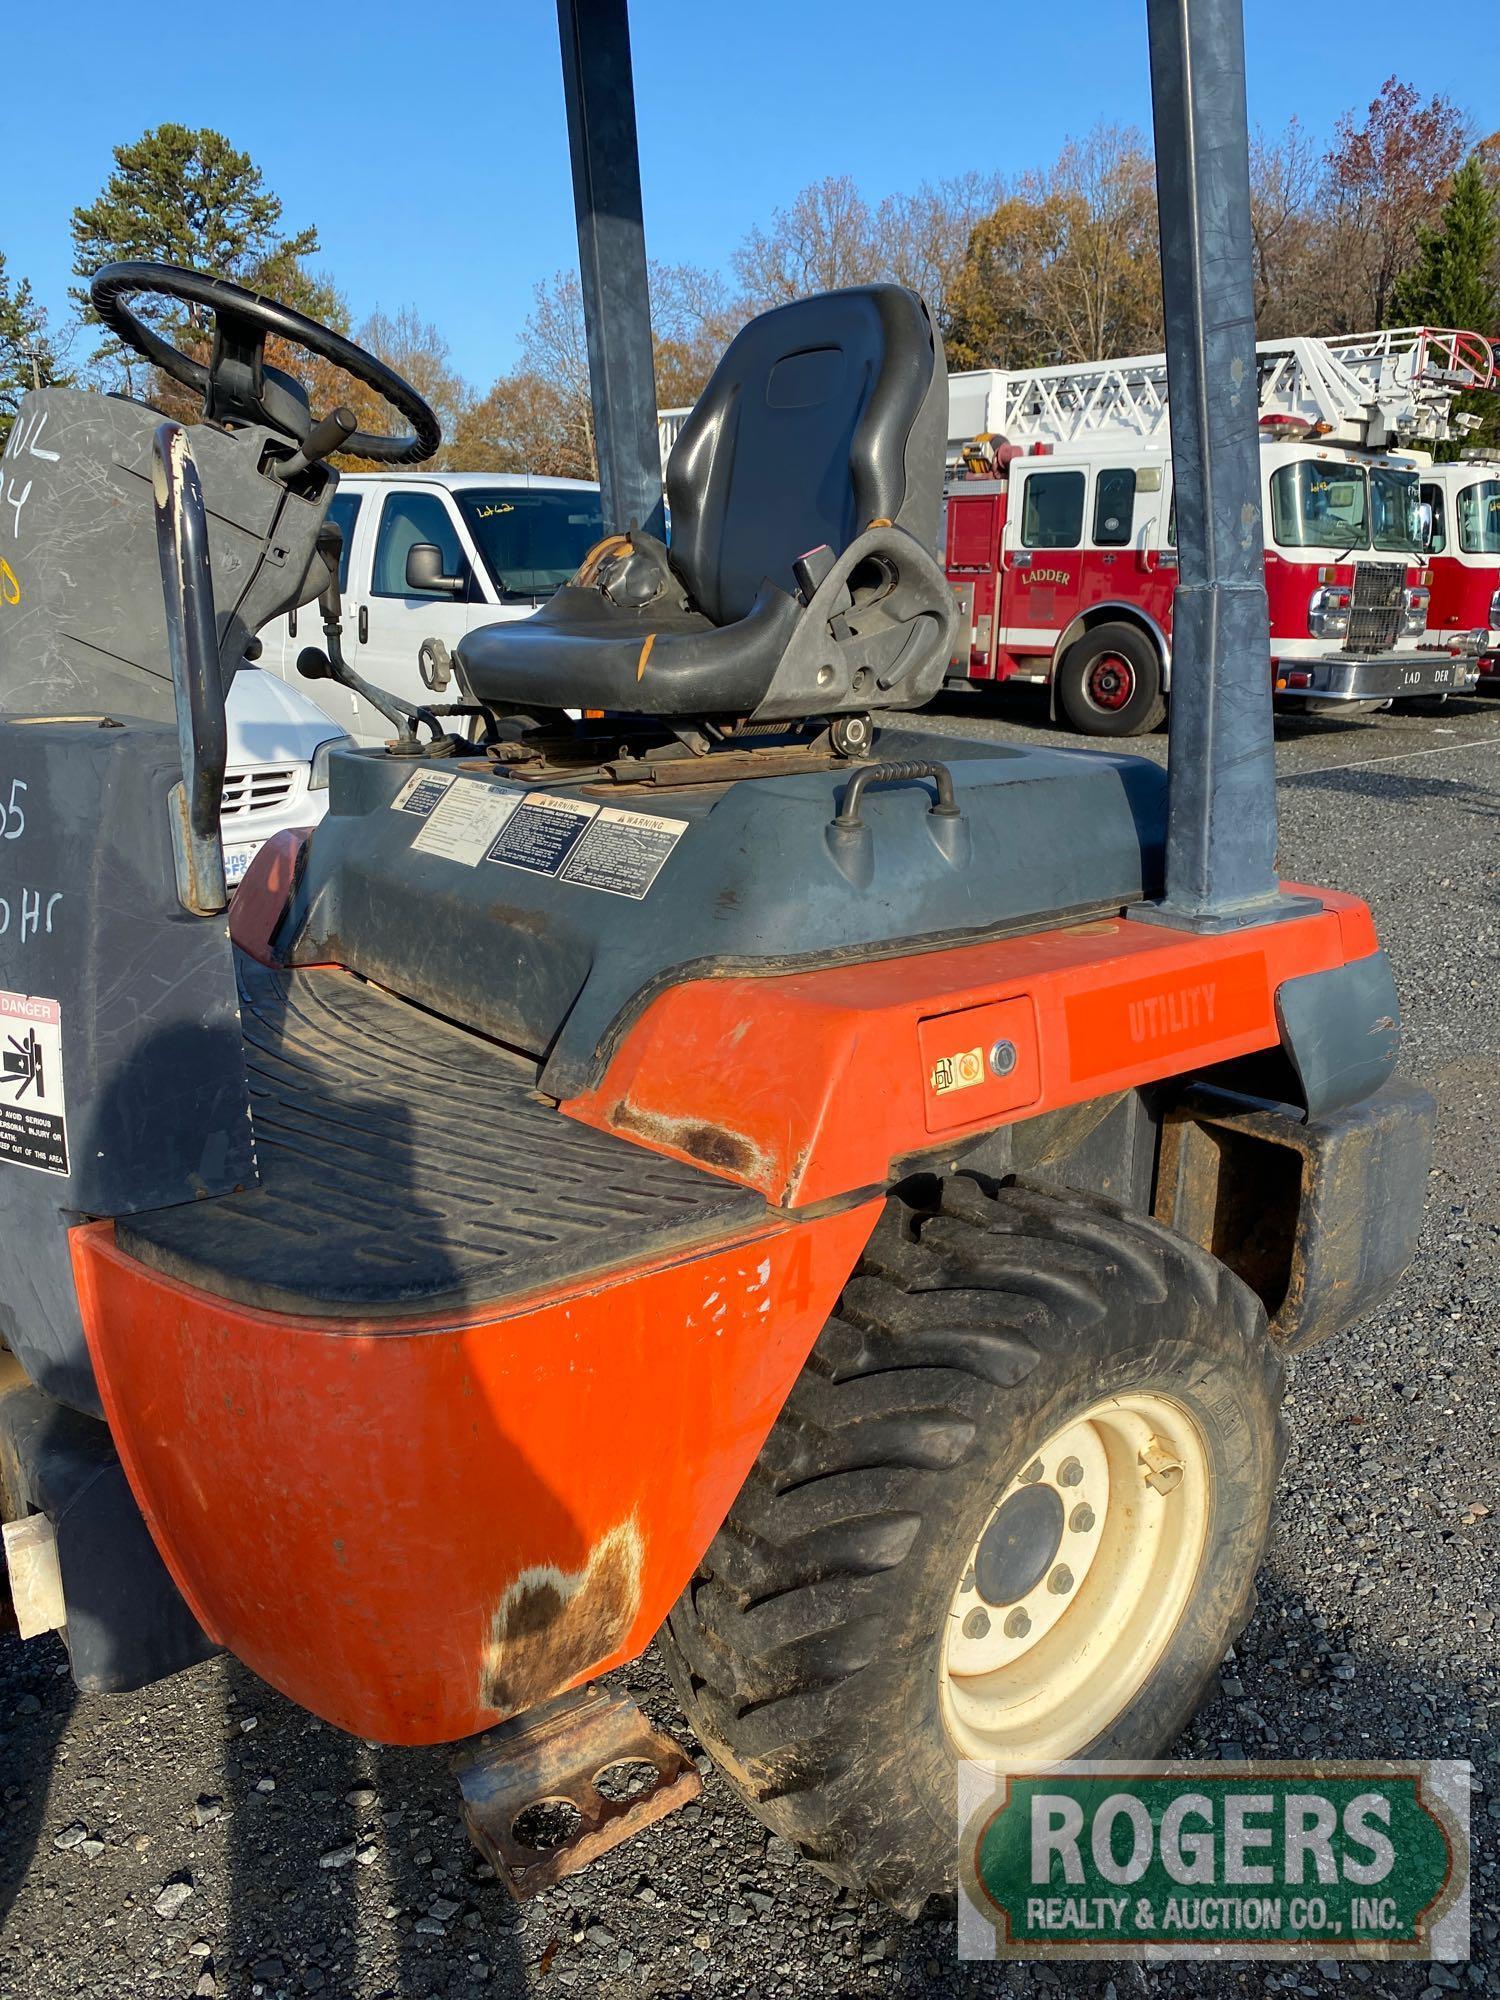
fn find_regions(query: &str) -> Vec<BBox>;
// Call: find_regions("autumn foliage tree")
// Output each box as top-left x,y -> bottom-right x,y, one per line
1317,78 -> 1469,330
946,127 -> 1162,368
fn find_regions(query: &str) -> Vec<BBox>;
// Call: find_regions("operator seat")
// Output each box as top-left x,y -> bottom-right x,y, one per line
455,285 -> 959,724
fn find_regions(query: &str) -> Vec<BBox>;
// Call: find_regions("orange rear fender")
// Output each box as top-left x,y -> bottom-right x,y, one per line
74,1201 -> 881,1745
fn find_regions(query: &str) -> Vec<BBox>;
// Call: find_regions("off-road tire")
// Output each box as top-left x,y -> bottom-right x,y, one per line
1056,621 -> 1166,736
660,1177 -> 1284,1914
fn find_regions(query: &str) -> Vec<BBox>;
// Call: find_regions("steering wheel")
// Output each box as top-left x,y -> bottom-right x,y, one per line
90,260 -> 441,466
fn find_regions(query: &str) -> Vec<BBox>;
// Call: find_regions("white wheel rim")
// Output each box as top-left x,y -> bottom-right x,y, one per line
939,1393 -> 1210,1763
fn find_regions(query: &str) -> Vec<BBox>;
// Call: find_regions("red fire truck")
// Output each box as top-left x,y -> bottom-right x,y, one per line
1415,454 -> 1500,684
934,329 -> 1494,734
1323,332 -> 1500,690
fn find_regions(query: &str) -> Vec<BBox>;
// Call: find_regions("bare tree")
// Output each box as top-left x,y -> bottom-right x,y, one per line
1249,116 -> 1321,334
732,175 -> 878,307
871,172 -> 1002,325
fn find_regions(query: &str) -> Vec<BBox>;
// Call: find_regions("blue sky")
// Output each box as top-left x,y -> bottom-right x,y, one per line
3,1 -> 1495,389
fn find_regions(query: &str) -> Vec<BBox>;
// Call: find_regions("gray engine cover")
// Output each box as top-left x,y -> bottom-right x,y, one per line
282,727 -> 1169,1101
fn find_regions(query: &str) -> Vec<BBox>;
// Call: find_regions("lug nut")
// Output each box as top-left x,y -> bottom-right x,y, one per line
1019,1459 -> 1044,1485
1057,1457 -> 1084,1487
1048,1564 -> 1075,1595
1070,1503 -> 1096,1534
1003,1607 -> 1032,1638
963,1607 -> 991,1640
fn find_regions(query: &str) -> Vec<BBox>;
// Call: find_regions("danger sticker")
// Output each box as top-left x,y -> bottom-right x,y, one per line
411,778 -> 522,865
390,770 -> 456,818
561,807 -> 688,899
930,1046 -> 986,1096
485,793 -> 599,876
0,991 -> 69,1176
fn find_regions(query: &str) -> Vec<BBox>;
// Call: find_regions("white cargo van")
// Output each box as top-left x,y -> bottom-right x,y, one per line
257,472 -> 605,742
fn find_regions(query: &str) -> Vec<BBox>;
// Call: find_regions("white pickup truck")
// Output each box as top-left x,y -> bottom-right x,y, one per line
257,471 -> 605,742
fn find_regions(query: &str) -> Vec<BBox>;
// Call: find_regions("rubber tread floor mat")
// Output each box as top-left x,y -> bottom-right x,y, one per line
116,957 -> 766,1318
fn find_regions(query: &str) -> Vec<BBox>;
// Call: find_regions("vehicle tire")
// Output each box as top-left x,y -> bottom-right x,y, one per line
660,1176 -> 1284,1914
1055,622 -> 1166,736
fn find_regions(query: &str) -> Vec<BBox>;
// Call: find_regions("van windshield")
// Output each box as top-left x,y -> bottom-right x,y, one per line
455,488 -> 605,600
1370,466 -> 1423,554
1457,478 -> 1500,555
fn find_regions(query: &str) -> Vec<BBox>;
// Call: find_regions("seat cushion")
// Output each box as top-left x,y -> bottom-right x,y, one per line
667,286 -> 948,625
457,578 -> 802,716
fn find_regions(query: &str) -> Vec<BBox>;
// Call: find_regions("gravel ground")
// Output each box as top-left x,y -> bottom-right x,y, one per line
2,691 -> 1497,2000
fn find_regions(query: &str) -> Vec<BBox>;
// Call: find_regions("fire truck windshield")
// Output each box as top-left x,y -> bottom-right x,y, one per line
1370,466 -> 1424,554
1457,479 -> 1500,555
1269,461 -> 1369,550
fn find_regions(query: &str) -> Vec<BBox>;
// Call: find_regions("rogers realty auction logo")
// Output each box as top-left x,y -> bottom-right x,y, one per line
958,1762 -> 1470,1963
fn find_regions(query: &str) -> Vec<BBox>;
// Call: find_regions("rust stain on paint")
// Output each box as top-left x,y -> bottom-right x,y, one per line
480,1518 -> 644,1718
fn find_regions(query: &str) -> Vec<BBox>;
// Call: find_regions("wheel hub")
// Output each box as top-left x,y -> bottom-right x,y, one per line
1087,653 -> 1135,711
974,1482 -> 1064,1606
940,1394 -> 1210,1763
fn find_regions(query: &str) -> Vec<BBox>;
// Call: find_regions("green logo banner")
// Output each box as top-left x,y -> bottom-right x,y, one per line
958,1761 -> 1470,1963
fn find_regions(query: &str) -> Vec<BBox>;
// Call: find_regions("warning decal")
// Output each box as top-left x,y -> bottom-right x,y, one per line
0,991 -> 69,1177
412,779 -> 523,865
561,807 -> 689,899
390,770 -> 456,818
930,1046 -> 986,1096
484,793 -> 599,877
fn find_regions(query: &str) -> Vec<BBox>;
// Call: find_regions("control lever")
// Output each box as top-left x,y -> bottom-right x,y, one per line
269,405 -> 358,483
298,521 -> 452,752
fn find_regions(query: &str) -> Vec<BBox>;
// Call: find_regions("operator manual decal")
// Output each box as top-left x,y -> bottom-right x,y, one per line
0,991 -> 69,1177
561,806 -> 688,899
390,770 -> 456,818
411,779 -> 522,865
484,793 -> 600,877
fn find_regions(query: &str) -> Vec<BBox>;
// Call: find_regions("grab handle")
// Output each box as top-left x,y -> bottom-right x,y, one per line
152,421 -> 227,915
832,759 -> 960,832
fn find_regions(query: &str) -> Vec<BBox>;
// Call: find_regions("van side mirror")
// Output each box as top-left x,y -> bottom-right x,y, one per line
1417,500 -> 1434,551
405,543 -> 465,597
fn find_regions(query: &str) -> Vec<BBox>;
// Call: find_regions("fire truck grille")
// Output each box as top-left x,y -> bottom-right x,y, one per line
221,766 -> 298,820
1343,563 -> 1406,654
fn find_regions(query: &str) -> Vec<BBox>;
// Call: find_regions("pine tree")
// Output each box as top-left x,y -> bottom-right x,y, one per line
1393,153 -> 1500,454
69,125 -> 326,384
1395,154 -> 1499,329
0,253 -> 69,451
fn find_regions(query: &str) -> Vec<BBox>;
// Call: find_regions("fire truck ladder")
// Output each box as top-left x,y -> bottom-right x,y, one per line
938,327 -> 1498,459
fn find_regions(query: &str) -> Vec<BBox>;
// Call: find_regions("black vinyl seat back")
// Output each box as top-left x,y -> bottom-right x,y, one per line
455,284 -> 958,724
666,286 -> 949,624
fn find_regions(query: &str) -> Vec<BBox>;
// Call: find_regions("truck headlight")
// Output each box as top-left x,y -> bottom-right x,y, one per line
1307,585 -> 1350,639
1401,586 -> 1429,638
310,735 -> 355,791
